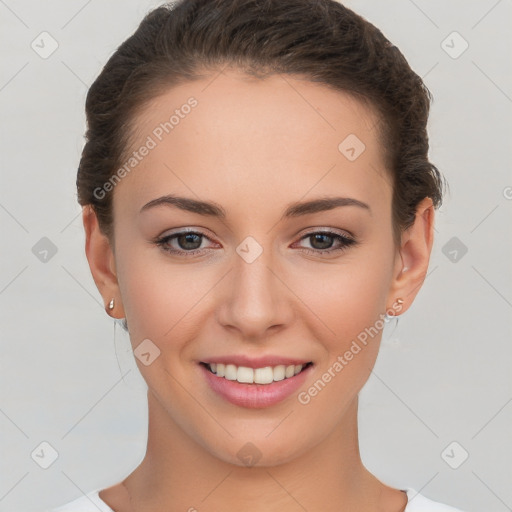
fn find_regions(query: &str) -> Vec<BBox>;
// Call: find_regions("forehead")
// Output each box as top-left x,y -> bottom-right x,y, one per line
114,69 -> 391,217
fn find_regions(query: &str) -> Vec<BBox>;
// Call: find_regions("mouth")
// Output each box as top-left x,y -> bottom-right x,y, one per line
200,361 -> 314,385
199,359 -> 314,408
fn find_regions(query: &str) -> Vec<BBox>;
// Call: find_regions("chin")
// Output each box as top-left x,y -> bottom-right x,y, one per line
202,429 -> 316,469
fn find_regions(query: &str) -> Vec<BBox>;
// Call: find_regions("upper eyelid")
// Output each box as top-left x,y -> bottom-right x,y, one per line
296,226 -> 355,240
159,224 -> 354,236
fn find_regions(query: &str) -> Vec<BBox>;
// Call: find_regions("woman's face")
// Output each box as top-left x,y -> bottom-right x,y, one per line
100,69 -> 412,466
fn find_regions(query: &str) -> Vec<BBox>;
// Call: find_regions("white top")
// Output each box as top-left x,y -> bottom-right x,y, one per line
46,487 -> 466,511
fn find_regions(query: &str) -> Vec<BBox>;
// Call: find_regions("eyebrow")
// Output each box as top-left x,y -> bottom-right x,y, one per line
140,194 -> 371,219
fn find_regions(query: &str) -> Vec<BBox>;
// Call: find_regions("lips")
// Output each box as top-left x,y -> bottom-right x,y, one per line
199,356 -> 314,408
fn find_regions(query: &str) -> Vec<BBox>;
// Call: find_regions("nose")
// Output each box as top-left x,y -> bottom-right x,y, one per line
216,244 -> 295,341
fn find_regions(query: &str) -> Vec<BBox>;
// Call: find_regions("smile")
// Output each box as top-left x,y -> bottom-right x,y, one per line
203,362 -> 313,385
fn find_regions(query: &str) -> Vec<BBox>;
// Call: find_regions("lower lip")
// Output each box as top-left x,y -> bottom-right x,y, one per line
200,364 -> 313,409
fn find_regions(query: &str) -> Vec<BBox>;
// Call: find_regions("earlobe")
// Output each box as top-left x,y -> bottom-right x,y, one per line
386,197 -> 435,316
82,205 -> 125,318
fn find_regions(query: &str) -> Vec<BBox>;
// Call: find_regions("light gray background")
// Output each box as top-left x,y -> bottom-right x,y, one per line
1,0 -> 511,511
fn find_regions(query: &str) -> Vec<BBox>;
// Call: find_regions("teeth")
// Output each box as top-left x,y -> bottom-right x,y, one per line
237,366 -> 254,383
206,362 -> 308,384
273,365 -> 285,381
285,365 -> 295,378
225,364 -> 237,380
254,367 -> 273,384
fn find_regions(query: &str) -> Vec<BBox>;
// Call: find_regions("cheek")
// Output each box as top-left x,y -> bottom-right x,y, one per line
294,259 -> 392,417
115,243 -> 217,352
302,254 -> 394,349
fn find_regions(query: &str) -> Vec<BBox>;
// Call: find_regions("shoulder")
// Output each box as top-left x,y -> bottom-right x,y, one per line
44,489 -> 114,512
45,486 -> 466,512
405,488 -> 467,511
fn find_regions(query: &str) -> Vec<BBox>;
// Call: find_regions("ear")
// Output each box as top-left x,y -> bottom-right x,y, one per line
386,197 -> 435,316
82,205 -> 125,319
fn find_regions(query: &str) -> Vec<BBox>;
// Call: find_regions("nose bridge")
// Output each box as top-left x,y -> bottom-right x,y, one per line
218,236 -> 291,337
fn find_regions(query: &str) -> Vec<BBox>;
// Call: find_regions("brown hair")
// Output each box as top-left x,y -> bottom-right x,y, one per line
76,0 -> 445,245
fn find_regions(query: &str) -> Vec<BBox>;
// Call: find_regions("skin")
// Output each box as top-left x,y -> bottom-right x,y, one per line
83,68 -> 434,512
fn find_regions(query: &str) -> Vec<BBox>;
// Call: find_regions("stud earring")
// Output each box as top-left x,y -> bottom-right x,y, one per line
108,298 -> 115,310
385,297 -> 404,318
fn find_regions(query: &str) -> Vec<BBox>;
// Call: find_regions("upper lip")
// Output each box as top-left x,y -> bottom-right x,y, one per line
200,355 -> 312,368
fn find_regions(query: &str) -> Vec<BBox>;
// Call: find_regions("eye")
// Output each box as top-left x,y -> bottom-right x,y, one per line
153,228 -> 358,258
293,230 -> 357,256
154,230 -> 217,257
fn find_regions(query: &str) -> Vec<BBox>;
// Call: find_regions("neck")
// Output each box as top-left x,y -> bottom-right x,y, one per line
121,391 -> 389,512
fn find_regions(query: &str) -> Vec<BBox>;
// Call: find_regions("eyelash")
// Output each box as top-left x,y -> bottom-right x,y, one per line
154,229 -> 358,258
